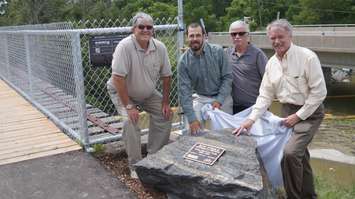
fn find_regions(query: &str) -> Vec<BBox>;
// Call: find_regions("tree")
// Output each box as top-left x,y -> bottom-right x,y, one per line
221,0 -> 260,31
292,0 -> 355,24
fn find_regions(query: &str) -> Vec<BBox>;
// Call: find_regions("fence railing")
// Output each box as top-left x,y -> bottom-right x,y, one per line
0,18 -> 185,149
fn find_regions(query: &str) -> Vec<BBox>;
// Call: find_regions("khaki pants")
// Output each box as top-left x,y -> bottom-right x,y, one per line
281,104 -> 324,199
107,84 -> 172,167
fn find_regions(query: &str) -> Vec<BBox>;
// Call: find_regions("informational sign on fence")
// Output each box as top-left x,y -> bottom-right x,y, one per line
183,143 -> 225,166
89,33 -> 129,67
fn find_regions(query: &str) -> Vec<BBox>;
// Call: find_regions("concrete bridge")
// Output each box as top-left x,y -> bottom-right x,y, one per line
208,25 -> 355,70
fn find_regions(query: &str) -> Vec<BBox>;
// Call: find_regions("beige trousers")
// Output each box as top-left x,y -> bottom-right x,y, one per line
281,103 -> 324,199
107,84 -> 172,167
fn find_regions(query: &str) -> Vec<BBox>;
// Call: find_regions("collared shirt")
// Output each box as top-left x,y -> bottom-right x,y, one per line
225,44 -> 268,107
249,43 -> 327,121
178,42 -> 232,123
107,34 -> 172,101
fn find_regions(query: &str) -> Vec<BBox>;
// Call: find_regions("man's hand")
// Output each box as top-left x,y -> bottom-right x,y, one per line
127,107 -> 140,124
189,120 -> 201,135
161,102 -> 172,120
282,113 -> 301,128
212,101 -> 221,110
232,119 -> 254,136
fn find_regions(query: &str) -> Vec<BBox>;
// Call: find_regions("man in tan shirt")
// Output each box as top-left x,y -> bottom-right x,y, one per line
107,12 -> 172,178
235,19 -> 327,199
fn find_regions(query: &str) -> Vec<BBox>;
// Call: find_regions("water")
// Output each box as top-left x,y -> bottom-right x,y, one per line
270,74 -> 355,117
311,158 -> 355,186
269,74 -> 355,187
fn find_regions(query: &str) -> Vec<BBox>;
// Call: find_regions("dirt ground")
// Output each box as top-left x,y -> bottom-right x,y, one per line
310,117 -> 355,156
94,147 -> 167,199
93,117 -> 355,199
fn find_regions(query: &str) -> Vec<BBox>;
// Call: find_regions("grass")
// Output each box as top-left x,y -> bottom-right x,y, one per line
92,144 -> 106,155
315,175 -> 355,199
274,175 -> 355,199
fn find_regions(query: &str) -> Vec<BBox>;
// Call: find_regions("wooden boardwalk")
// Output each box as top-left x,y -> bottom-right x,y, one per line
0,80 -> 81,166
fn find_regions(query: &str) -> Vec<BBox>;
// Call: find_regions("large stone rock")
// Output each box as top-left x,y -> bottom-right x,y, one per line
134,129 -> 274,199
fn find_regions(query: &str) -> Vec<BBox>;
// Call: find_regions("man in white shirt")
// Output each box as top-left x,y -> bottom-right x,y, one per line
234,19 -> 327,199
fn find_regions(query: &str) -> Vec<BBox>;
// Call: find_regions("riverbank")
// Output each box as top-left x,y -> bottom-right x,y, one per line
310,117 -> 355,157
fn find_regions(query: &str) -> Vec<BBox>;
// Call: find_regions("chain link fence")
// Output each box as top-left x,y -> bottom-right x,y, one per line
0,28 -> 88,145
73,17 -> 181,115
0,18 -> 184,148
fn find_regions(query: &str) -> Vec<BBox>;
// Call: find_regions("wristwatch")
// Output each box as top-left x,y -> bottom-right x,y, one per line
125,104 -> 134,110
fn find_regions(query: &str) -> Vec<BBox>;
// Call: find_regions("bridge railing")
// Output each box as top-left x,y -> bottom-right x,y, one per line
0,18 -> 185,148
209,28 -> 355,69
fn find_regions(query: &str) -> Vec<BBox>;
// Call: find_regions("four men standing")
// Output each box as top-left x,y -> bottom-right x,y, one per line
108,12 -> 327,198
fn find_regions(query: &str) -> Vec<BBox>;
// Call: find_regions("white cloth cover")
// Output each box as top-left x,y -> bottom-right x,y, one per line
201,104 -> 292,188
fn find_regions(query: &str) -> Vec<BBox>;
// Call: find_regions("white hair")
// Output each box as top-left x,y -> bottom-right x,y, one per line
266,19 -> 293,36
132,12 -> 154,26
229,20 -> 249,33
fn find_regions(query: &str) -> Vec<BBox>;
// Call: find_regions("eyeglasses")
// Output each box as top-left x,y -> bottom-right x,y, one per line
137,24 -> 153,30
230,32 -> 248,37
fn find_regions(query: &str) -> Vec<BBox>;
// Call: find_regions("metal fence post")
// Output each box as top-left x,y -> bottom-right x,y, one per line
2,34 -> 10,79
177,0 -> 184,58
71,32 -> 89,147
177,0 -> 188,133
24,34 -> 34,97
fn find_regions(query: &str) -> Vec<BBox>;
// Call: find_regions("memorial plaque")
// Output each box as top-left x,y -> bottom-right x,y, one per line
183,143 -> 225,165
89,33 -> 129,67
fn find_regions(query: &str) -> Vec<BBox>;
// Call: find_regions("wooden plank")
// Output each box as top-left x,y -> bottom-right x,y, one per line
0,134 -> 72,152
1,115 -> 46,123
0,79 -> 81,165
0,117 -> 49,128
0,119 -> 55,132
0,140 -> 78,160
0,127 -> 61,140
0,145 -> 81,166
2,110 -> 44,117
1,122 -> 58,132
0,136 -> 75,155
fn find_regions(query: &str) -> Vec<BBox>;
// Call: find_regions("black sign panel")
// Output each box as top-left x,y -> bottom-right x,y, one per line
89,33 -> 130,67
183,143 -> 225,166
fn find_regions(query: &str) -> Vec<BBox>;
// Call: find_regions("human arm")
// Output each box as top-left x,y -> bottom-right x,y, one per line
111,37 -> 139,123
161,76 -> 172,120
282,113 -> 301,128
295,55 -> 327,120
112,75 -> 139,123
215,48 -> 232,105
232,119 -> 255,136
189,120 -> 202,135
248,61 -> 275,121
256,50 -> 268,79
177,55 -> 197,123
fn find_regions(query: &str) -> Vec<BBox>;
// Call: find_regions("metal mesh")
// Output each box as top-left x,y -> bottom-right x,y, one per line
0,19 -> 183,147
0,29 -> 87,145
72,17 -> 180,115
0,22 -> 73,31
71,18 -> 183,144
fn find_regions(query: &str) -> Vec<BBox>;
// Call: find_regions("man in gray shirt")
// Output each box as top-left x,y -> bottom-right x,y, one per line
178,23 -> 232,134
106,12 -> 172,178
225,20 -> 268,113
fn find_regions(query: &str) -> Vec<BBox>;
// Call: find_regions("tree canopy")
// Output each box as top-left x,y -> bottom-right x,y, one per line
0,0 -> 354,31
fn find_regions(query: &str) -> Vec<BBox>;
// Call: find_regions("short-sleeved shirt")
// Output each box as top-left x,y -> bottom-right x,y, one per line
225,44 -> 268,107
107,34 -> 172,101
